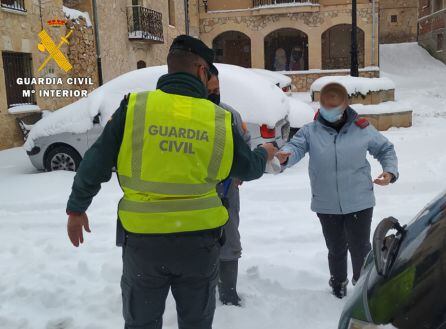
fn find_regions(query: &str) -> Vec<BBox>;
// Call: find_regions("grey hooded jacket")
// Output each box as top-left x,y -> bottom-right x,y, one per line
281,107 -> 399,215
217,102 -> 250,260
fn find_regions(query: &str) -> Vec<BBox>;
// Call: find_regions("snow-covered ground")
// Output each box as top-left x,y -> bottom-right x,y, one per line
1,43 -> 446,329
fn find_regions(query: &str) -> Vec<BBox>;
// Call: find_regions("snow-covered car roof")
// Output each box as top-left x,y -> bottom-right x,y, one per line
24,64 -> 289,151
287,97 -> 315,128
249,68 -> 292,88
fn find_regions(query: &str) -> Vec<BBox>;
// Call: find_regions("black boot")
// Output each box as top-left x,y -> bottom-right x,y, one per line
218,260 -> 241,306
329,277 -> 348,299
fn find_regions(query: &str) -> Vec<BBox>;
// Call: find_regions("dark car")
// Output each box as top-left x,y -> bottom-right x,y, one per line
338,191 -> 446,329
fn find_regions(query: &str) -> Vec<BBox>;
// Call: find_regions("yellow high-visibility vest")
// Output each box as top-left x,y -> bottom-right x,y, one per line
117,89 -> 234,234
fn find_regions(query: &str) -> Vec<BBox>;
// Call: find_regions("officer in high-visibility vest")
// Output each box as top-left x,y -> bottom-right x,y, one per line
65,35 -> 277,329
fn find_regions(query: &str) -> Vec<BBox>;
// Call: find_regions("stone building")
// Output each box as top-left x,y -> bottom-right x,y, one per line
379,0 -> 419,44
197,0 -> 380,91
0,0 -> 187,150
0,0 -> 69,150
418,0 -> 445,63
65,0 -> 188,83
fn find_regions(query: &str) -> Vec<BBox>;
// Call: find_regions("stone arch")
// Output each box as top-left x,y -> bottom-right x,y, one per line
321,24 -> 365,70
264,28 -> 309,71
137,60 -> 146,69
212,31 -> 252,68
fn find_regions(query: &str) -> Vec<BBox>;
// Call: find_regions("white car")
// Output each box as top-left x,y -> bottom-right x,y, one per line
25,64 -> 291,171
287,97 -> 315,140
250,68 -> 293,95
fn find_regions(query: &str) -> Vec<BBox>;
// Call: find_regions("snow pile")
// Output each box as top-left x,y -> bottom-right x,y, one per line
63,6 -> 92,27
7,104 -> 40,114
311,76 -> 395,96
380,42 -> 446,119
279,66 -> 380,75
24,64 -> 289,151
351,101 -> 412,115
128,31 -> 164,42
381,42 -> 446,80
250,68 -> 292,87
288,97 -> 315,128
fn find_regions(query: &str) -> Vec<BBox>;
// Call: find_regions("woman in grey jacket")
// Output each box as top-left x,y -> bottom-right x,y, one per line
276,83 -> 399,298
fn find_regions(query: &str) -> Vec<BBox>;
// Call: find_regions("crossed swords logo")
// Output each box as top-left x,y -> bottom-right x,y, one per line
37,29 -> 73,72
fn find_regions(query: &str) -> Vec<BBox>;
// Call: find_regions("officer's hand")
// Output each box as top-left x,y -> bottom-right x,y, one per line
261,143 -> 278,161
374,172 -> 393,186
67,212 -> 91,247
275,151 -> 292,164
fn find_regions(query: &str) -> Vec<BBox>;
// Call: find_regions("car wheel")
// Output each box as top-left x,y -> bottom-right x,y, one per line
44,146 -> 82,172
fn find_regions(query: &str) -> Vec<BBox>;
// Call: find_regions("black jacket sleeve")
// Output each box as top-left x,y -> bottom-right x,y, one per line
228,120 -> 267,181
66,98 -> 127,213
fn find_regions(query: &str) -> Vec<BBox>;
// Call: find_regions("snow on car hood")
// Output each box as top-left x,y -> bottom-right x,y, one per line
24,64 -> 289,151
287,97 -> 315,128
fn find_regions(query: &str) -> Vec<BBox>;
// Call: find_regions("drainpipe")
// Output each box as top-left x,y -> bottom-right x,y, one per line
350,0 -> 359,77
371,0 -> 376,66
184,0 -> 190,35
38,0 -> 43,30
92,0 -> 103,86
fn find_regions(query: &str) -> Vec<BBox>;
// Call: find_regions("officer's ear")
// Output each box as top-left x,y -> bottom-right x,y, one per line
197,64 -> 209,88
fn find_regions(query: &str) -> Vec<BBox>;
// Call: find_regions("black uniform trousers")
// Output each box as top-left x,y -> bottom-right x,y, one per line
317,207 -> 373,283
121,230 -> 221,329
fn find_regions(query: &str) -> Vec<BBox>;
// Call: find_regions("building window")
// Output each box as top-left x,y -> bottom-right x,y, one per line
322,24 -> 365,70
1,0 -> 26,12
137,60 -> 146,69
168,0 -> 175,26
264,28 -> 308,71
437,33 -> 444,51
391,15 -> 398,23
433,0 -> 443,12
213,31 -> 252,68
2,52 -> 36,107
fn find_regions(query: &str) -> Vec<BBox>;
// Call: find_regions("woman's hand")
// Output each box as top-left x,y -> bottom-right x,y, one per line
276,151 -> 291,164
374,172 -> 393,186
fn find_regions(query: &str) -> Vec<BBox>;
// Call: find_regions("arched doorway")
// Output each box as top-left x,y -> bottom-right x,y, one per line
264,28 -> 309,71
212,31 -> 251,68
137,60 -> 146,69
321,24 -> 365,70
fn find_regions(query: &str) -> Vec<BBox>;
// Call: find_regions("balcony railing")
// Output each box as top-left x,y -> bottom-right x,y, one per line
127,5 -> 163,43
252,0 -> 319,8
1,0 -> 26,12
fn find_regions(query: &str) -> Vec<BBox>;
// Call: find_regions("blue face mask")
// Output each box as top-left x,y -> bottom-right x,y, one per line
319,106 -> 344,123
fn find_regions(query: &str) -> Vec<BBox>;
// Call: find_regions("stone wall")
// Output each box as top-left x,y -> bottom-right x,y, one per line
286,68 -> 380,92
418,1 -> 446,64
199,3 -> 379,71
64,17 -> 98,104
379,0 -> 418,44
187,0 -> 201,38
96,0 -> 186,83
0,0 -> 71,150
361,111 -> 413,131
0,0 -> 187,150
